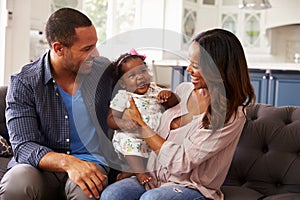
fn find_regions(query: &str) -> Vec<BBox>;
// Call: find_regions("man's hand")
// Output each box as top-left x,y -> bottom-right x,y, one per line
39,152 -> 107,199
66,157 -> 107,199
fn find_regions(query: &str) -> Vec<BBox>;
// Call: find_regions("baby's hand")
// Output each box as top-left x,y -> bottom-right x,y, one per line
157,90 -> 172,103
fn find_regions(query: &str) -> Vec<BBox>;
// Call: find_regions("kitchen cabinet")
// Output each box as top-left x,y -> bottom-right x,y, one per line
250,69 -> 300,106
249,69 -> 268,104
219,1 -> 270,54
171,66 -> 189,91
164,0 -> 199,51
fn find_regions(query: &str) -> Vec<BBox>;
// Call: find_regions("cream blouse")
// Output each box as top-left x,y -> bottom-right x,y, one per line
146,82 -> 246,200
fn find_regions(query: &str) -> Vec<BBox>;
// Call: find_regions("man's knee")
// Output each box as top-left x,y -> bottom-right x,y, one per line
0,164 -> 43,200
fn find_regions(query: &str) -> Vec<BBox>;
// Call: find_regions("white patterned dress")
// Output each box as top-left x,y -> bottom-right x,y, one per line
110,83 -> 164,158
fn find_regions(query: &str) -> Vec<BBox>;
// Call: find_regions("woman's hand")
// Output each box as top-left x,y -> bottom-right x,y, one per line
127,97 -> 166,152
127,97 -> 147,127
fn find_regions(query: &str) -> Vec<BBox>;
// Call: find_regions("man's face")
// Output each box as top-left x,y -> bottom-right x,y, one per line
63,25 -> 99,74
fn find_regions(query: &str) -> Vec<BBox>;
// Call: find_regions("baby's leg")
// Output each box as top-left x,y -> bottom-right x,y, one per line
126,155 -> 152,185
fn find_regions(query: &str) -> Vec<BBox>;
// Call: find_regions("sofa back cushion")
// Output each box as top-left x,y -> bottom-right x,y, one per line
223,104 -> 300,196
0,86 -> 7,138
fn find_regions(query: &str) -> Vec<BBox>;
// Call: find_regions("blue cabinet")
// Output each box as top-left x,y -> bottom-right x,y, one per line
250,69 -> 300,106
171,66 -> 189,91
249,69 -> 269,104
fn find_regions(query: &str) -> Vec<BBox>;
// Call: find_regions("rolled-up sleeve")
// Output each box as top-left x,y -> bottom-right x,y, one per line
6,76 -> 53,167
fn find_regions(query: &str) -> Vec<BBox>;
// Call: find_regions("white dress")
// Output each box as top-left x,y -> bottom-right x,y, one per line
110,83 -> 164,158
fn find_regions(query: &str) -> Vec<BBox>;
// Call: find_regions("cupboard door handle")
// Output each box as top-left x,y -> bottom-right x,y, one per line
269,75 -> 274,80
263,75 -> 267,79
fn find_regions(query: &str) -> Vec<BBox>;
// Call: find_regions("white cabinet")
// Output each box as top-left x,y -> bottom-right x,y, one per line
197,0 -> 219,32
163,0 -> 272,55
164,0 -> 199,52
264,0 -> 300,29
219,1 -> 270,54
163,0 -> 219,56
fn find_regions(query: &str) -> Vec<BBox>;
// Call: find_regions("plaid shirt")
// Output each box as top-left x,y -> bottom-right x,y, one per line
6,51 -> 118,168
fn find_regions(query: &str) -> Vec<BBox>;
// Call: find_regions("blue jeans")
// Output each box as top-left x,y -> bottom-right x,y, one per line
100,177 -> 209,200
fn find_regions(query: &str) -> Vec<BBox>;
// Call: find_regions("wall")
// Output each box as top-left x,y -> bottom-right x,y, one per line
1,0 -> 31,85
2,0 -> 300,85
0,1 -> 6,84
270,25 -> 300,63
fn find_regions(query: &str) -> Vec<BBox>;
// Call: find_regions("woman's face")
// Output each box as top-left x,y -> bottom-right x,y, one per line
119,58 -> 151,94
186,42 -> 207,89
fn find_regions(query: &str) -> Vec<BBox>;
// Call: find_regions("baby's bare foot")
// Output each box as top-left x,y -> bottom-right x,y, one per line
136,173 -> 152,185
116,172 -> 134,181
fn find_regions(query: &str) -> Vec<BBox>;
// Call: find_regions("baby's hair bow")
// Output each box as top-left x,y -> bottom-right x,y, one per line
128,49 -> 146,60
117,49 -> 146,67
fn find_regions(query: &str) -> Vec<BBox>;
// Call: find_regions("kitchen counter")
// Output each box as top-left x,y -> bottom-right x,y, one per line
153,59 -> 300,71
248,62 -> 300,71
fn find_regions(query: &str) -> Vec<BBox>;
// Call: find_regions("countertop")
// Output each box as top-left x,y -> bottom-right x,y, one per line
153,60 -> 300,71
247,62 -> 300,71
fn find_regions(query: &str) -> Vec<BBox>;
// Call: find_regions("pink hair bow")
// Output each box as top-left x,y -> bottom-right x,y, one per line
117,49 -> 146,66
128,49 -> 146,60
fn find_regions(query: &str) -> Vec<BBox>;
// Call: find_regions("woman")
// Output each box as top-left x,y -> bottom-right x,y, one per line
101,28 -> 255,200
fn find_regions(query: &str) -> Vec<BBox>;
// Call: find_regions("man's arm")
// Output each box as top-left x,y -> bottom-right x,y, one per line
6,76 -> 53,166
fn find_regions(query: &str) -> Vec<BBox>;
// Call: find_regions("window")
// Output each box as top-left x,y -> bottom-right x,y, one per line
203,0 -> 215,5
50,0 -> 137,45
83,0 -> 137,45
83,0 -> 108,43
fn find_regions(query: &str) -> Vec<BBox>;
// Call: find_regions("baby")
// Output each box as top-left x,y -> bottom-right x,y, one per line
107,49 -> 179,185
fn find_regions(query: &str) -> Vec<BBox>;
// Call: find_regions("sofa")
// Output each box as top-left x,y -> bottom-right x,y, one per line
0,86 -> 12,180
221,104 -> 300,199
0,85 -> 299,199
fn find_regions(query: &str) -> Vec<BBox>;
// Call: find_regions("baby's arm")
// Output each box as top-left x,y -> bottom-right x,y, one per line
107,108 -> 139,131
157,90 -> 180,110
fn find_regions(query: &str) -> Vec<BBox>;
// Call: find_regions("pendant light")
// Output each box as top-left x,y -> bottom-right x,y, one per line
239,0 -> 272,10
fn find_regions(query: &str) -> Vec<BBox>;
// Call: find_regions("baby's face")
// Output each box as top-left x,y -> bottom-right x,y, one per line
120,58 -> 151,94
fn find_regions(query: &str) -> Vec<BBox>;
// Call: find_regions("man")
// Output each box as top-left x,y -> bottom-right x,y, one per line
0,8 -> 119,200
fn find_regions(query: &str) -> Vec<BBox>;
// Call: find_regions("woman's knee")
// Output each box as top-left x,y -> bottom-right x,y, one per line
100,183 -> 125,200
100,177 -> 145,200
140,186 -> 207,200
140,189 -> 162,200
